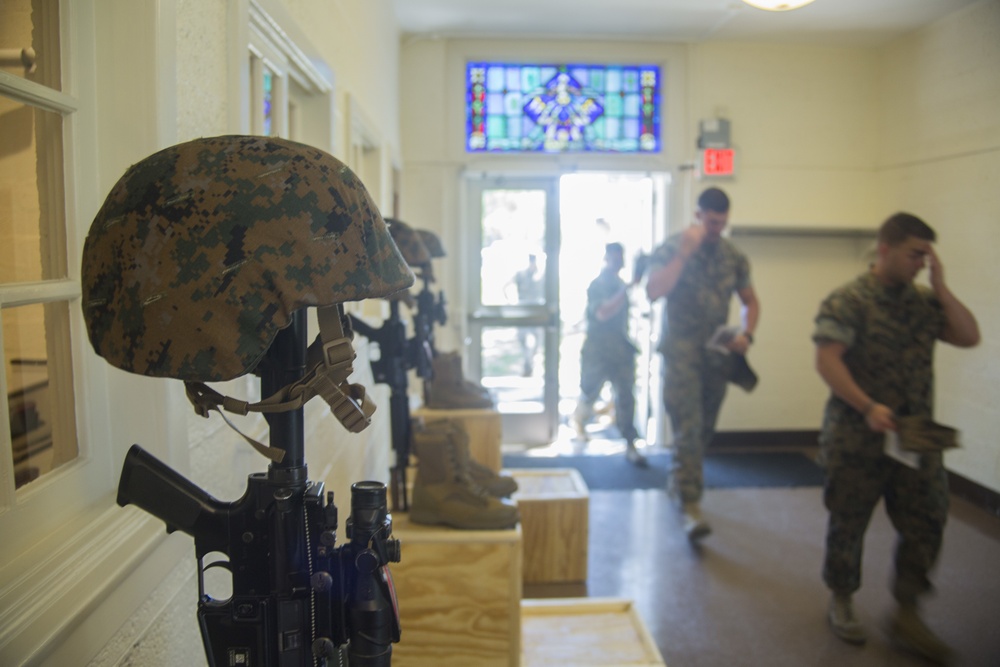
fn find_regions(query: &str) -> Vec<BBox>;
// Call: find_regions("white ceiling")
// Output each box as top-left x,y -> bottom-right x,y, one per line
392,0 -> 981,46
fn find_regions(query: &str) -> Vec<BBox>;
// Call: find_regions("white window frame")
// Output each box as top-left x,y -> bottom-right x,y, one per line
0,7 -> 88,554
346,93 -> 385,207
0,2 -> 187,664
249,29 -> 289,137
232,0 -> 335,145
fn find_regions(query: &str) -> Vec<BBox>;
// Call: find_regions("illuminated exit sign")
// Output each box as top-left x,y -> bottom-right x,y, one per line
701,148 -> 736,177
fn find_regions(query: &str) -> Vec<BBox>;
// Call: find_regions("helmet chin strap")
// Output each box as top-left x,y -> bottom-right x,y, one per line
184,304 -> 377,462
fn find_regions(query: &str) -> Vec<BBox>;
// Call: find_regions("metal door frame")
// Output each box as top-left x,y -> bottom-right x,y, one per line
464,174 -> 561,445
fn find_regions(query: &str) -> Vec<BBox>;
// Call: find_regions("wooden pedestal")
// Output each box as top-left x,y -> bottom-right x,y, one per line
390,512 -> 522,667
521,598 -> 666,667
413,406 -> 502,472
509,468 -> 589,584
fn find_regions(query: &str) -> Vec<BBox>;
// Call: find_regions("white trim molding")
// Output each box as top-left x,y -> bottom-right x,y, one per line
0,507 -> 184,666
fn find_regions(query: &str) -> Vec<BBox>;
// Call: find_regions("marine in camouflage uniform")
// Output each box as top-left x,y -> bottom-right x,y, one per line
646,188 -> 759,538
574,243 -> 644,464
510,254 -> 544,376
813,212 -> 979,661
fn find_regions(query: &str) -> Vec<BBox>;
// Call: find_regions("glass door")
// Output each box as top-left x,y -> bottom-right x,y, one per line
556,173 -> 662,448
466,177 -> 560,445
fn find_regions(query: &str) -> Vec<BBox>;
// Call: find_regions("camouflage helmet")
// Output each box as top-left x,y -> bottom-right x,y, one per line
416,229 -> 446,258
385,218 -> 431,268
82,135 -> 414,383
385,218 -> 431,267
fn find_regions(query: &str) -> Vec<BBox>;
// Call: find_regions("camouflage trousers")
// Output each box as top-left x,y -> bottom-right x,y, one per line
579,341 -> 639,442
822,452 -> 949,604
662,345 -> 731,503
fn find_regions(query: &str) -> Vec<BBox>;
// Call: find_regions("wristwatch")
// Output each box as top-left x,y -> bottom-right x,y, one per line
743,331 -> 754,344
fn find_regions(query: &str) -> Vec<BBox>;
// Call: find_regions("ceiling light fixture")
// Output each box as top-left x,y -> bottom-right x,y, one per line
741,0 -> 816,11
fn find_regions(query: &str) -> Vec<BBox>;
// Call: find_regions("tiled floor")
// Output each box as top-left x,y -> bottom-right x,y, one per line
514,437 -> 1000,666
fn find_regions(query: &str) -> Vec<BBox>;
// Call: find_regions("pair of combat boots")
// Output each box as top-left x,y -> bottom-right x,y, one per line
425,352 -> 494,409
409,419 -> 519,530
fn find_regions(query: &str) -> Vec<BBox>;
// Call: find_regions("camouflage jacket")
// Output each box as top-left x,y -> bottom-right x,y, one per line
813,271 -> 946,455
650,234 -> 751,353
583,268 -> 634,352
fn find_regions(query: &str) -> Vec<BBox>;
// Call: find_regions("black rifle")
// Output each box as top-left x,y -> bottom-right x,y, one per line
413,274 -> 447,359
117,309 -> 401,667
348,301 -> 431,513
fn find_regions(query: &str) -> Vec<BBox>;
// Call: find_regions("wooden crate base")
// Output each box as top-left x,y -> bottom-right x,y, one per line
413,406 -> 502,472
390,511 -> 522,667
509,468 -> 589,584
521,598 -> 666,667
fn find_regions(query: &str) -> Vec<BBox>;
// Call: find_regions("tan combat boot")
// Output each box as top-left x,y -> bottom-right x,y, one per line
571,401 -> 592,441
625,439 -> 648,468
682,502 -> 711,541
885,604 -> 953,664
828,593 -> 868,645
425,352 -> 494,409
410,425 -> 519,529
421,420 -> 518,497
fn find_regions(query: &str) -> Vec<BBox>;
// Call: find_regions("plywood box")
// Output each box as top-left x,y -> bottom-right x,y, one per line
390,511 -> 522,667
509,468 -> 589,584
413,406 -> 502,472
521,598 -> 666,667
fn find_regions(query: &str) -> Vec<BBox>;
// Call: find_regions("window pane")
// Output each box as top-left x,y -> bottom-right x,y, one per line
0,98 -> 66,284
263,67 -> 274,136
480,189 -> 547,307
480,325 -> 544,413
0,0 -> 61,91
466,62 -> 661,153
6,301 -> 77,489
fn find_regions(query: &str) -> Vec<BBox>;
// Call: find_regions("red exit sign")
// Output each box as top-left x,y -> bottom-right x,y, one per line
701,148 -> 736,177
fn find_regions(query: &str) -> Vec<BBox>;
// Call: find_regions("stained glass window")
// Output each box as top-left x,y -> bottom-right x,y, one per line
263,67 -> 274,136
466,62 -> 661,154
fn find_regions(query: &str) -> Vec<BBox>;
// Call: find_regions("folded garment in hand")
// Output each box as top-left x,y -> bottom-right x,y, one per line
895,415 -> 959,453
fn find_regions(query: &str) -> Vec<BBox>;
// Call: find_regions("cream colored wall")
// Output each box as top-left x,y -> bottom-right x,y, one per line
687,42 -> 881,229
717,233 -> 873,431
875,0 -> 1000,492
176,0 -> 229,139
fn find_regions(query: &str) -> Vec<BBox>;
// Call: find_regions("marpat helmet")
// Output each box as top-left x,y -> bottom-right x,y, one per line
415,229 -> 445,258
82,135 -> 414,453
414,228 -> 446,283
385,218 -> 431,267
384,218 -> 430,305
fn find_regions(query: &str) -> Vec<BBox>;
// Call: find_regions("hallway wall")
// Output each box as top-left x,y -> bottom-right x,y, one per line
874,0 -> 1000,492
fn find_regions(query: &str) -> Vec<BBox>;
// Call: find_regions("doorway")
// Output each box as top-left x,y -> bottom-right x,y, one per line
467,172 -> 668,446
